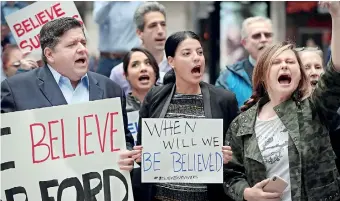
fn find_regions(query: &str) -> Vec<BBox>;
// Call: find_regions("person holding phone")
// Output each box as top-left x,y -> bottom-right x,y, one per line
224,2 -> 340,201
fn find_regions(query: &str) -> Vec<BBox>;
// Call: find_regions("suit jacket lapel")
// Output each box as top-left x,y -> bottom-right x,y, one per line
37,66 -> 67,106
88,72 -> 103,101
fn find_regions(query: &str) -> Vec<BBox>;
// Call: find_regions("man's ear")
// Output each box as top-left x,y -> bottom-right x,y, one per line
136,29 -> 143,41
44,47 -> 55,64
241,38 -> 247,47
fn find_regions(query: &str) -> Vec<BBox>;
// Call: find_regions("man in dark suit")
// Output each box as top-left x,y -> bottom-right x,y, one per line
1,17 -> 137,171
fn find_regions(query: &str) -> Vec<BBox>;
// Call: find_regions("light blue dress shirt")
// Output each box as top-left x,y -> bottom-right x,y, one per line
48,65 -> 89,104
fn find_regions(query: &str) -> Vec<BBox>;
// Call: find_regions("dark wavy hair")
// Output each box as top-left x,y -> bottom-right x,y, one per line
122,47 -> 160,83
240,41 -> 310,112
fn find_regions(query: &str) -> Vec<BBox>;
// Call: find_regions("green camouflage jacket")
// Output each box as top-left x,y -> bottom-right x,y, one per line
224,60 -> 340,201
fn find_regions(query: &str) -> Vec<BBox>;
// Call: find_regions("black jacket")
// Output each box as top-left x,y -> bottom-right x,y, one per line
133,81 -> 239,201
330,109 -> 340,172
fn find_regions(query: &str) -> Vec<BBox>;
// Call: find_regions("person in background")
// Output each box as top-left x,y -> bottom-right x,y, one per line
224,3 -> 340,200
131,31 -> 238,201
93,1 -> 142,77
109,1 -> 172,95
0,46 -> 5,82
305,38 -> 318,48
122,47 -> 159,199
296,47 -> 324,89
296,46 -> 340,173
215,16 -> 274,108
1,1 -> 28,47
123,47 -> 159,112
1,45 -> 40,78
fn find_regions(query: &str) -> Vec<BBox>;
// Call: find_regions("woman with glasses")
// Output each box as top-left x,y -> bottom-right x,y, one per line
295,47 -> 324,89
1,45 -> 40,79
295,46 -> 340,173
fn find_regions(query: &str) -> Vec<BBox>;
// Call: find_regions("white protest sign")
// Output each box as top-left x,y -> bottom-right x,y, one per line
141,118 -> 223,183
5,1 -> 86,61
127,111 -> 139,145
1,98 -> 134,201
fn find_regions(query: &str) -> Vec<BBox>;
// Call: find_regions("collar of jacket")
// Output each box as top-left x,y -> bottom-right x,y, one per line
158,82 -> 212,118
226,59 -> 253,87
236,95 -> 302,156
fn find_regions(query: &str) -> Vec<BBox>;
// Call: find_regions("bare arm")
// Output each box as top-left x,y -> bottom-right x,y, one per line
328,2 -> 340,70
311,2 -> 340,128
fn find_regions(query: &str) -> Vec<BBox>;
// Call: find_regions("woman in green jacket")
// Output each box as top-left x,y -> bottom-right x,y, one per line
224,2 -> 340,201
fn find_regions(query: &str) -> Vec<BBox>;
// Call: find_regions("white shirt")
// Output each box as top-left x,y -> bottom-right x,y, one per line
255,115 -> 291,201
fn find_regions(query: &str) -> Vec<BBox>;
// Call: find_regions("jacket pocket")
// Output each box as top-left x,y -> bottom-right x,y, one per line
308,170 -> 340,201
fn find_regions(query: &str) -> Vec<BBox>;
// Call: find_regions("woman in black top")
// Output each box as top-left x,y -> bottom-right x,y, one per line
131,31 -> 239,201
122,47 -> 160,112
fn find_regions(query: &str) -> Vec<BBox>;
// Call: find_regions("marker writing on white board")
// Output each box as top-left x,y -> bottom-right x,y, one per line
2,126 -> 130,201
142,151 -> 223,173
29,112 -> 121,164
144,120 -> 196,137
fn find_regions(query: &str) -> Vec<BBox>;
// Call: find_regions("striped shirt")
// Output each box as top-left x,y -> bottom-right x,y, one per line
154,93 -> 209,201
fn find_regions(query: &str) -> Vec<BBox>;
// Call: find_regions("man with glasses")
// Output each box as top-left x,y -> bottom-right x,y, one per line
215,16 -> 273,108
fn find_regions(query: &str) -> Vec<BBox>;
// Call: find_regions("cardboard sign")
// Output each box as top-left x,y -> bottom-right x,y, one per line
5,1 -> 86,61
1,98 -> 134,201
127,111 -> 139,145
141,118 -> 223,183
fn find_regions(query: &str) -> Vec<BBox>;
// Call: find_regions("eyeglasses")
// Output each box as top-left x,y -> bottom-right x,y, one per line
294,47 -> 321,52
10,61 -> 21,68
251,32 -> 273,40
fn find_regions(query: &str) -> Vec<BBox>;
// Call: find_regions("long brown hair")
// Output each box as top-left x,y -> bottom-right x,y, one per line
241,41 -> 310,112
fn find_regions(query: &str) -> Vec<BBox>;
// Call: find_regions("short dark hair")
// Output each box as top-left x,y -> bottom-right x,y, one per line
39,17 -> 84,63
163,31 -> 201,84
122,47 -> 160,83
134,2 -> 166,31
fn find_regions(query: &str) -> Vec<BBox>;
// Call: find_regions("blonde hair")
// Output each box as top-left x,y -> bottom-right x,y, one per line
241,16 -> 272,40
